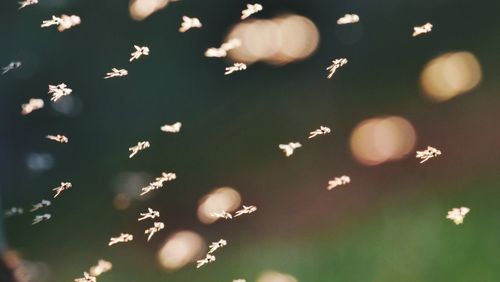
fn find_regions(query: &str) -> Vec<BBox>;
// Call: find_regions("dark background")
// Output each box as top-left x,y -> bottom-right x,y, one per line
1,0 -> 500,281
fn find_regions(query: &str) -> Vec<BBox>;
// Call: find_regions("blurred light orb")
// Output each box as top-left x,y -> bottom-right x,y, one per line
26,152 -> 54,172
13,259 -> 50,282
197,187 -> 242,224
51,95 -> 83,117
3,250 -> 21,269
226,14 -> 319,65
256,270 -> 298,282
350,116 -> 417,166
420,51 -> 482,102
129,0 -> 174,21
112,193 -> 131,210
158,231 -> 206,270
111,171 -> 151,203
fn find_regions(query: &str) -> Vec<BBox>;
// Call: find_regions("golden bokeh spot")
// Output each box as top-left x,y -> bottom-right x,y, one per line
157,231 -> 206,270
226,14 -> 320,65
129,0 -> 171,21
112,193 -> 131,210
257,270 -> 298,282
197,187 -> 242,224
420,51 -> 482,102
350,116 -> 417,166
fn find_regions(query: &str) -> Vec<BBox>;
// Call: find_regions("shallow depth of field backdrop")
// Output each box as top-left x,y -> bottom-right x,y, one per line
1,0 -> 500,281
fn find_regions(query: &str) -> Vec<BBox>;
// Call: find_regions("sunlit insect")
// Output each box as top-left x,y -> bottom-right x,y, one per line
48,83 -> 72,102
337,14 -> 359,25
130,45 -> 150,62
53,182 -> 72,198
327,176 -> 350,190
161,122 -> 182,133
140,172 -> 176,196
30,200 -> 51,212
46,134 -> 69,144
279,142 -> 301,157
108,233 -> 133,246
309,126 -> 331,139
32,214 -> 51,225
145,222 -> 165,241
18,0 -> 38,10
326,58 -> 348,79
225,63 -> 247,75
129,141 -> 150,158
208,239 -> 227,254
2,61 -> 21,74
241,3 -> 263,20
196,254 -> 216,268
416,146 -> 441,163
138,208 -> 160,221
104,68 -> 128,79
179,16 -> 202,33
413,22 -> 433,37
234,205 -> 257,217
74,272 -> 96,282
446,207 -> 470,225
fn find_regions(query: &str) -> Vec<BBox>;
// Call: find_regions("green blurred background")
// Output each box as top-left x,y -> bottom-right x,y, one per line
1,0 -> 500,281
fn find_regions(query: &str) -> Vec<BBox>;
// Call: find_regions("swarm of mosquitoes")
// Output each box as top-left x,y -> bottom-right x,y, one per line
4,2 -> 465,282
